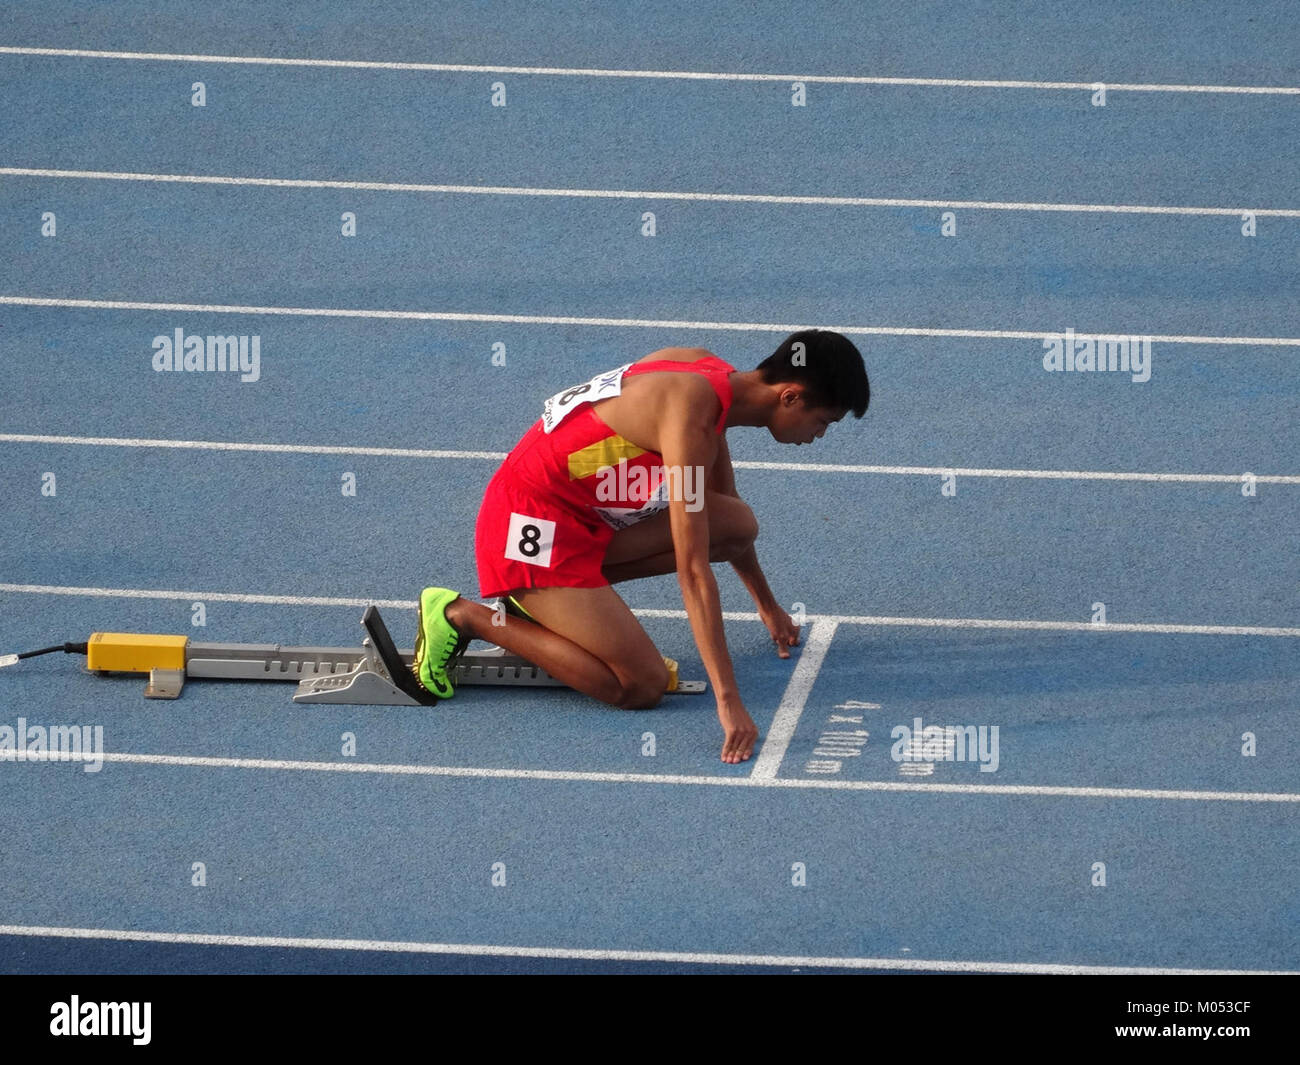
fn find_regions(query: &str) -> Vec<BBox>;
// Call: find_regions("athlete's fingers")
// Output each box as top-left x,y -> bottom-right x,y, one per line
734,726 -> 757,761
774,623 -> 799,657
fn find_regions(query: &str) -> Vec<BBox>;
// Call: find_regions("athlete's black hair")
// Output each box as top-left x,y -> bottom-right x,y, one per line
756,330 -> 869,417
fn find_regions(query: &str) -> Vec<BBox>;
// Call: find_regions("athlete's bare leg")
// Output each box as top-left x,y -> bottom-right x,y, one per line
442,492 -> 756,710
444,586 -> 668,709
601,491 -> 758,584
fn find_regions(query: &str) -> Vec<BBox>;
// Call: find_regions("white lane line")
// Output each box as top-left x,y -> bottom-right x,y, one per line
2,582 -> 1298,638
1,45 -> 1296,96
3,294 -> 1298,347
0,582 -> 408,610
0,433 -> 508,462
3,433 -> 1297,486
0,924 -> 1287,975
3,166 -> 1298,219
733,461 -> 1300,485
7,751 -> 1300,804
751,619 -> 837,780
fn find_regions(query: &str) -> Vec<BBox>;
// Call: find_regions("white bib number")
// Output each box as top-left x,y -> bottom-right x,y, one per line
503,512 -> 556,568
541,363 -> 631,434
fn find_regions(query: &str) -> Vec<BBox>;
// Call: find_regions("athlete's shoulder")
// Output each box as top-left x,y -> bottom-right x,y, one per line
632,346 -> 719,366
621,347 -> 731,430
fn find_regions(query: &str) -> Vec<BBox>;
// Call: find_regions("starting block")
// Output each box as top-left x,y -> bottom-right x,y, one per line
81,606 -> 706,705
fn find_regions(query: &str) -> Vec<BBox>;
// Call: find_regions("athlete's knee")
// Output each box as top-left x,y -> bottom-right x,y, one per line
712,500 -> 758,562
615,662 -> 670,710
618,680 -> 667,710
737,502 -> 758,545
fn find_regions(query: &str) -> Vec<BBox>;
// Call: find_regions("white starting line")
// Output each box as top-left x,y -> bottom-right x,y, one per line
751,619 -> 838,780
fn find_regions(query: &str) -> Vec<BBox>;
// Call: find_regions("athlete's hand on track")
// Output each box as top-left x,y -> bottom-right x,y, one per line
718,699 -> 760,764
759,604 -> 801,659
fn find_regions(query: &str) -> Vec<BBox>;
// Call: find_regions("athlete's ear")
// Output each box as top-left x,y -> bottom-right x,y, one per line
780,386 -> 802,407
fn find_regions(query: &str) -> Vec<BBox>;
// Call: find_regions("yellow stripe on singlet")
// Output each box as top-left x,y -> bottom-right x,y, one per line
566,434 -> 647,481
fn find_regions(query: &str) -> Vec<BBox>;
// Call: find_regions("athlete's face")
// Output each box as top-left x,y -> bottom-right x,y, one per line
770,390 -> 846,445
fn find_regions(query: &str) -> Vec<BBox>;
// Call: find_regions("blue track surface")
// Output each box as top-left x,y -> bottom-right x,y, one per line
1,2 -> 1297,976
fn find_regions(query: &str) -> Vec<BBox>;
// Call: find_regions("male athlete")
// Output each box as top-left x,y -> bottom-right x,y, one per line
413,330 -> 869,764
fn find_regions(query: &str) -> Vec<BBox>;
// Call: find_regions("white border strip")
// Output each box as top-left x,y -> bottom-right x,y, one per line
3,166 -> 1297,219
1,582 -> 1297,638
0,924 -> 1287,974
751,619 -> 837,780
1,45 -> 1295,96
9,751 -> 1300,805
2,294 -> 1297,347
2,432 -> 1297,486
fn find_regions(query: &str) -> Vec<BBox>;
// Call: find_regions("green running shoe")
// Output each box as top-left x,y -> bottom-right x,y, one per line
413,587 -> 470,699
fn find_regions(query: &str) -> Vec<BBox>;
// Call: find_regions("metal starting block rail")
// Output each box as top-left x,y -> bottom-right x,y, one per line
83,606 -> 705,705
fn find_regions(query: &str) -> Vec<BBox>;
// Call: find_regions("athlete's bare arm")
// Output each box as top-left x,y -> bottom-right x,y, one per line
594,357 -> 760,763
654,379 -> 759,763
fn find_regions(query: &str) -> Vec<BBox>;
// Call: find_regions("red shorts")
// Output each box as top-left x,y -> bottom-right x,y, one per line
475,465 -> 616,599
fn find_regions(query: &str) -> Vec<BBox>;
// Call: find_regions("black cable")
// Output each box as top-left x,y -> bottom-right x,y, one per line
14,642 -> 88,660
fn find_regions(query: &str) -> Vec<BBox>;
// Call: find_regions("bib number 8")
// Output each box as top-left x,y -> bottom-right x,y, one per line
556,383 -> 591,407
504,512 -> 556,567
541,363 -> 631,433
517,524 -> 543,556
